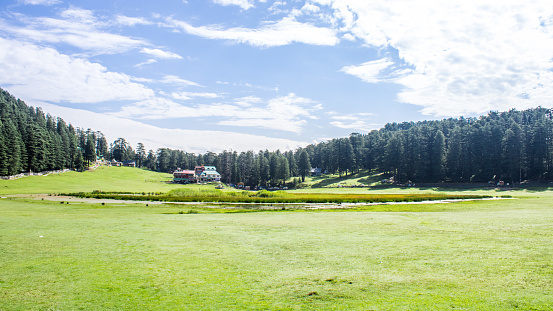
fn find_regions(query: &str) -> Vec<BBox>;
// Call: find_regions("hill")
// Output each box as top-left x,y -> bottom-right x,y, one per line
0,166 -> 179,195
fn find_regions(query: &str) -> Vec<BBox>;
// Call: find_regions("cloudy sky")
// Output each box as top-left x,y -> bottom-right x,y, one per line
1,0 -> 553,153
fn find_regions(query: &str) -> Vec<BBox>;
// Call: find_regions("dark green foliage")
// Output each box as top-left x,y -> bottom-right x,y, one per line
148,107 -> 553,186
276,156 -> 290,184
109,137 -> 134,162
298,149 -> 311,182
135,142 -> 146,168
295,107 -> 553,184
84,134 -> 96,167
431,130 -> 446,182
0,88 -> 103,176
5,86 -> 552,184
1,119 -> 23,175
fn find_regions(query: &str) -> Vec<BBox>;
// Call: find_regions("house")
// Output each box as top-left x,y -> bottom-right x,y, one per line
122,160 -> 136,167
194,165 -> 221,182
110,159 -> 122,167
173,165 -> 221,183
173,170 -> 196,184
204,166 -> 217,172
311,167 -> 323,176
194,165 -> 205,174
200,166 -> 221,182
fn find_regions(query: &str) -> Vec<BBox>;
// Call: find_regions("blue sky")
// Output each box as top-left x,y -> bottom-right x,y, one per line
1,0 -> 553,153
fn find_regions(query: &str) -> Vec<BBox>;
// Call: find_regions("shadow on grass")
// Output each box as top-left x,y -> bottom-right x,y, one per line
309,170 -> 375,188
357,174 -> 388,185
309,171 -> 390,188
310,176 -> 344,188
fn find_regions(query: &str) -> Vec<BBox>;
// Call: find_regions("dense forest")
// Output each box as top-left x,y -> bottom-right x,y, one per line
2,87 -> 553,185
129,108 -> 553,186
141,108 -> 553,186
0,88 -> 109,175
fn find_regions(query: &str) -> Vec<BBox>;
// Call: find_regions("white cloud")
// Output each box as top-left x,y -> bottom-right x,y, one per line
19,0 -> 61,5
134,59 -> 157,68
59,7 -> 97,24
115,15 -> 153,27
166,16 -> 339,47
113,93 -> 321,133
38,102 -> 307,153
140,48 -> 182,59
268,1 -> 288,14
329,112 -> 377,132
324,0 -> 553,117
340,58 -> 394,83
0,37 -> 154,103
213,0 -> 254,10
0,8 -> 146,55
330,120 -> 375,132
234,96 -> 263,107
170,92 -> 221,100
301,3 -> 321,13
160,75 -> 202,87
342,33 -> 355,41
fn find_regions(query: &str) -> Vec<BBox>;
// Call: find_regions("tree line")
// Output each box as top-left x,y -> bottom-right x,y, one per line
0,88 -> 110,175
146,108 -> 553,185
2,87 -> 553,185
130,108 -> 553,186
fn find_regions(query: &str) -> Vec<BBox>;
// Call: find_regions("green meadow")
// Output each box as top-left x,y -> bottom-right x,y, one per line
0,166 -> 178,194
1,167 -> 552,310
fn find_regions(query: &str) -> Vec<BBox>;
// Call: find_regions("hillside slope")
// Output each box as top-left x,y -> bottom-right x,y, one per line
0,166 -> 178,195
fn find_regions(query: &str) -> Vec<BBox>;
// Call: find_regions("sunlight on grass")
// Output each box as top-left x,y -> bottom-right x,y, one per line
1,167 -> 552,309
1,196 -> 552,310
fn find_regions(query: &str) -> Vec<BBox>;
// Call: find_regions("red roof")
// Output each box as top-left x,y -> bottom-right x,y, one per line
174,170 -> 195,175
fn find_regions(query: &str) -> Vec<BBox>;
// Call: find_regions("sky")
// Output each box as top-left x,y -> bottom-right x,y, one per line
1,0 -> 553,153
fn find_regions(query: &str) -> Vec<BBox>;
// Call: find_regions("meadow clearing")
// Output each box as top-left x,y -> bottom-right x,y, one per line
0,167 -> 552,310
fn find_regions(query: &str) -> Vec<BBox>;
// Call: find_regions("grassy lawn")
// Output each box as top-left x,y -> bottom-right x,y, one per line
1,196 -> 552,310
0,166 -> 185,195
1,167 -> 552,310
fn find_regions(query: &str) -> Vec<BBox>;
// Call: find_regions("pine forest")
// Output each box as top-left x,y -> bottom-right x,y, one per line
2,88 -> 553,185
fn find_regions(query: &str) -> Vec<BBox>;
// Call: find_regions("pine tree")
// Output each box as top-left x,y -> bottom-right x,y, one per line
502,123 -> 524,183
2,120 -> 22,175
84,134 -> 96,167
341,138 -> 355,176
383,133 -> 404,183
276,156 -> 290,185
297,149 -> 311,182
269,152 -> 278,184
259,154 -> 270,186
431,130 -> 446,182
0,121 -> 8,176
74,150 -> 84,172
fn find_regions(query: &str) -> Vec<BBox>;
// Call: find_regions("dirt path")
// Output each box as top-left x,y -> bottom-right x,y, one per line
6,194 -> 167,205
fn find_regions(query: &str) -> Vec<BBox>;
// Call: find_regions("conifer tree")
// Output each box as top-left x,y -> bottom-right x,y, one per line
431,130 -> 447,182
298,149 -> 311,182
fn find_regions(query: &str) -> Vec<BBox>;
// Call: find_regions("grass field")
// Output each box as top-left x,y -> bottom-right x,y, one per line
0,166 -> 179,195
1,167 -> 552,310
